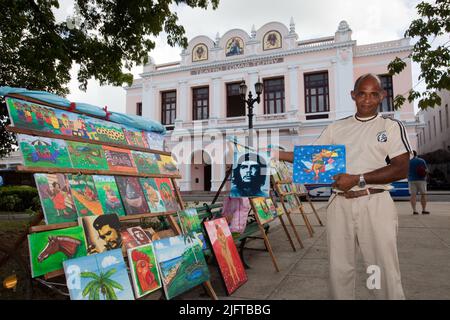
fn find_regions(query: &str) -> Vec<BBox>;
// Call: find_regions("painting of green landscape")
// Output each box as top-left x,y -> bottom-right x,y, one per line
132,151 -> 160,175
67,141 -> 109,170
18,134 -> 72,169
93,175 -> 126,216
153,235 -> 210,300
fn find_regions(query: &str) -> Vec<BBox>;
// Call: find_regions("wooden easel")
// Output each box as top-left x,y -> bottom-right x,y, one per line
272,178 -> 314,238
4,93 -> 218,300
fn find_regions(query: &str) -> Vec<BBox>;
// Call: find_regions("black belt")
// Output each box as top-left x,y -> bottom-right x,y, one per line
335,188 -> 386,199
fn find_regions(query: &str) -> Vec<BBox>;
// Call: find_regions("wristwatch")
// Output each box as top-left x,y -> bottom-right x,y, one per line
358,174 -> 366,188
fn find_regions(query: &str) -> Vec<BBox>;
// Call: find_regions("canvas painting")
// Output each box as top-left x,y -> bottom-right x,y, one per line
103,146 -> 137,174
68,174 -> 104,216
128,244 -> 162,298
230,151 -> 271,198
92,175 -> 126,216
293,145 -> 346,184
85,117 -> 127,145
18,134 -> 72,169
63,249 -> 134,300
250,197 -> 274,224
123,127 -> 149,149
145,131 -> 165,151
178,208 -> 208,251
153,235 -> 210,300
34,173 -> 78,224
115,176 -> 150,215
204,218 -> 247,295
6,98 -> 72,135
79,214 -> 122,255
28,226 -> 87,278
131,151 -> 160,175
67,141 -> 109,170
139,178 -> 166,213
157,155 -> 179,175
265,198 -> 278,219
155,178 -> 179,212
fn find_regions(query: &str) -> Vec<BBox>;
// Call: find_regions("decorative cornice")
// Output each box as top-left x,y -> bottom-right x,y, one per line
140,40 -> 356,78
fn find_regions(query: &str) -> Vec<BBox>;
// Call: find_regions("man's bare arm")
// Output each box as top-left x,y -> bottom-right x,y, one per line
273,150 -> 294,163
332,152 -> 410,191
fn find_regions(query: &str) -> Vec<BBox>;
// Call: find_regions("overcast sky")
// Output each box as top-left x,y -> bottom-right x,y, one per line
55,0 -> 426,114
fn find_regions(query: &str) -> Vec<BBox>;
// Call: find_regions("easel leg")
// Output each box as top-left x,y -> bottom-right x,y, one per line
257,224 -> 280,272
285,211 -> 304,249
306,194 -> 323,226
299,204 -> 314,237
203,280 -> 218,300
278,215 -> 296,252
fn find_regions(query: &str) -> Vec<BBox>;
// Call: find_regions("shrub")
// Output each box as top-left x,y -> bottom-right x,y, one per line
0,185 -> 39,212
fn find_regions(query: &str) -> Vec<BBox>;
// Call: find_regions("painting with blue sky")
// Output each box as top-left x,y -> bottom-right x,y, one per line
153,235 -> 210,300
293,145 -> 346,185
63,249 -> 134,300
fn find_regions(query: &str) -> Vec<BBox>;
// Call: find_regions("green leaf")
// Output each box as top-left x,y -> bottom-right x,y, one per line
104,278 -> 124,291
80,271 -> 100,280
103,268 -> 117,279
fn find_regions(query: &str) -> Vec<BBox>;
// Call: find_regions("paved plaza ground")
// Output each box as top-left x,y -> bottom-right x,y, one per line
181,200 -> 450,300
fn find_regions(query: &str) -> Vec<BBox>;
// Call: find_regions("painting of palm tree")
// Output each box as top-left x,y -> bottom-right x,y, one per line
81,268 -> 124,300
63,249 -> 134,300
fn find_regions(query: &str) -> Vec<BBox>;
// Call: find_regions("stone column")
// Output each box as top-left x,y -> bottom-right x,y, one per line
288,65 -> 299,113
142,81 -> 157,120
177,80 -> 189,122
211,76 -> 222,119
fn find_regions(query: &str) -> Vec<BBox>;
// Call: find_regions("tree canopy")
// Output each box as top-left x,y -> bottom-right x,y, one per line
0,0 -> 219,95
0,0 -> 219,158
388,0 -> 450,110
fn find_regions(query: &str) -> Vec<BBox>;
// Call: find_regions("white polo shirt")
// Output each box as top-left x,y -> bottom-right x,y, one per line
315,114 -> 412,191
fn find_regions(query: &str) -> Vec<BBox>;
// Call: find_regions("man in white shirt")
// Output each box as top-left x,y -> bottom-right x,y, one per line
275,73 -> 411,299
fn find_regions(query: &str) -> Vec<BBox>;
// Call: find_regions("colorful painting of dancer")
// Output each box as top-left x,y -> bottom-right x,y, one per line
35,173 -> 78,224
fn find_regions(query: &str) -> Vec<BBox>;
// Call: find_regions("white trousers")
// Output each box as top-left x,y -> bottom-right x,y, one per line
326,191 -> 405,300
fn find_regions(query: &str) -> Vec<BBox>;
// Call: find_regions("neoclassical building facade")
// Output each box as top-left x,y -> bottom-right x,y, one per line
125,20 -> 419,192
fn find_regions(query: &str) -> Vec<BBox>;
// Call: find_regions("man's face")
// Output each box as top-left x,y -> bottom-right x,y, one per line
240,160 -> 258,183
351,77 -> 386,117
132,229 -> 145,242
98,225 -> 119,248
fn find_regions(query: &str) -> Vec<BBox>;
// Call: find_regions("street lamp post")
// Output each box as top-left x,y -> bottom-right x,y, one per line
240,79 -> 263,147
